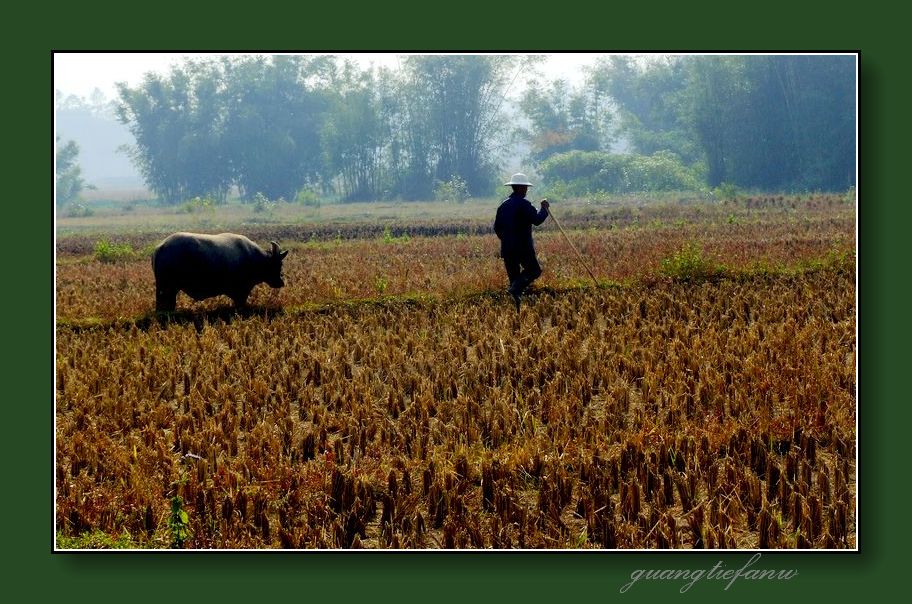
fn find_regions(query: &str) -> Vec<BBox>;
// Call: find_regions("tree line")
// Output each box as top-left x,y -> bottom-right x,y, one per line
536,54 -> 855,194
71,54 -> 854,205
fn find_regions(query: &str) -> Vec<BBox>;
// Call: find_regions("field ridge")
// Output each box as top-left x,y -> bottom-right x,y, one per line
55,261 -> 854,332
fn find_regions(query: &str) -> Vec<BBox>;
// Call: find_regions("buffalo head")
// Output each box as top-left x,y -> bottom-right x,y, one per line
266,241 -> 289,288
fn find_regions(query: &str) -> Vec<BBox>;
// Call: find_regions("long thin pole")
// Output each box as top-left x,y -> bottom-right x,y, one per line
547,204 -> 599,287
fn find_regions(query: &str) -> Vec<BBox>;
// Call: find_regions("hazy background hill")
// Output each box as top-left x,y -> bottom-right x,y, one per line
55,94 -> 145,192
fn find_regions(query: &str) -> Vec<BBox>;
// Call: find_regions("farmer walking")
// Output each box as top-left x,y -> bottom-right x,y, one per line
494,173 -> 550,309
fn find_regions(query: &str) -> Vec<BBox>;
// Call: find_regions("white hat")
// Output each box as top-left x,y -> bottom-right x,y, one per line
504,173 -> 534,187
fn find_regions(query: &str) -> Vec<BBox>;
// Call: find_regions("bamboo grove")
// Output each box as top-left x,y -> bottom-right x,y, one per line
92,54 -> 853,204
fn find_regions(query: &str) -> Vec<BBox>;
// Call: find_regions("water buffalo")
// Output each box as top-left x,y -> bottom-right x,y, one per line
152,232 -> 289,312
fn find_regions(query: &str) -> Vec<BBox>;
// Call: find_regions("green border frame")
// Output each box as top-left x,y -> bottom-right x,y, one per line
15,2 -> 906,602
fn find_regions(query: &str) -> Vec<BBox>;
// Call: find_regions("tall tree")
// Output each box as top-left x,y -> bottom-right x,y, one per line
117,55 -> 336,203
220,55 -> 333,201
681,54 -> 855,190
769,55 -> 855,190
320,63 -> 389,201
574,54 -> 855,191
517,78 -> 610,163
177,59 -> 232,201
398,55 -> 525,198
55,136 -> 88,207
116,65 -> 228,203
680,55 -> 744,187
591,55 -> 697,163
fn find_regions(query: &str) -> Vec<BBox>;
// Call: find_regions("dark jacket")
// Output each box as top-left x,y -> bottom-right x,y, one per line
494,193 -> 549,255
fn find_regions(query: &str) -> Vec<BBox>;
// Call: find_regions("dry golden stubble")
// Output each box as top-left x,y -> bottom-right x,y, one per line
56,269 -> 855,548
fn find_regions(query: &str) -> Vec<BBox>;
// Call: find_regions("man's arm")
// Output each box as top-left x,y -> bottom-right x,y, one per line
527,199 -> 550,226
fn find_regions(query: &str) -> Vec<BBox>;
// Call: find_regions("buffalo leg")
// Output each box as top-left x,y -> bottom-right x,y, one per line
156,287 -> 177,312
231,288 -> 252,308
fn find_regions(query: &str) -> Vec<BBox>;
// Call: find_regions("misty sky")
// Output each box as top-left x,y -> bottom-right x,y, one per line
54,52 -> 615,100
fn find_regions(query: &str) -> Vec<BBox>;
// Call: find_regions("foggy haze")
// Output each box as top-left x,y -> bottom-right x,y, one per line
54,52 -> 602,100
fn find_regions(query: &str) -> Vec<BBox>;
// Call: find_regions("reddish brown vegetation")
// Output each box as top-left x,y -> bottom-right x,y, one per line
56,204 -> 853,322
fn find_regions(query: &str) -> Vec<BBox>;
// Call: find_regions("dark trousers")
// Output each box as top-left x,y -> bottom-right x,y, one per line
503,249 -> 542,295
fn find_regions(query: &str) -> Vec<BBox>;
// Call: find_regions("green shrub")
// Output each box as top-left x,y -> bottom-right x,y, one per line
714,182 -> 740,201
626,151 -> 703,192
800,246 -> 854,272
169,495 -> 191,549
539,180 -> 570,202
64,203 -> 94,218
94,239 -> 136,264
375,275 -> 389,294
382,226 -> 410,244
434,175 -> 470,203
538,150 -> 702,196
660,242 -> 725,282
295,188 -> 322,207
252,192 -> 276,214
179,196 -> 216,214
843,186 -> 856,205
